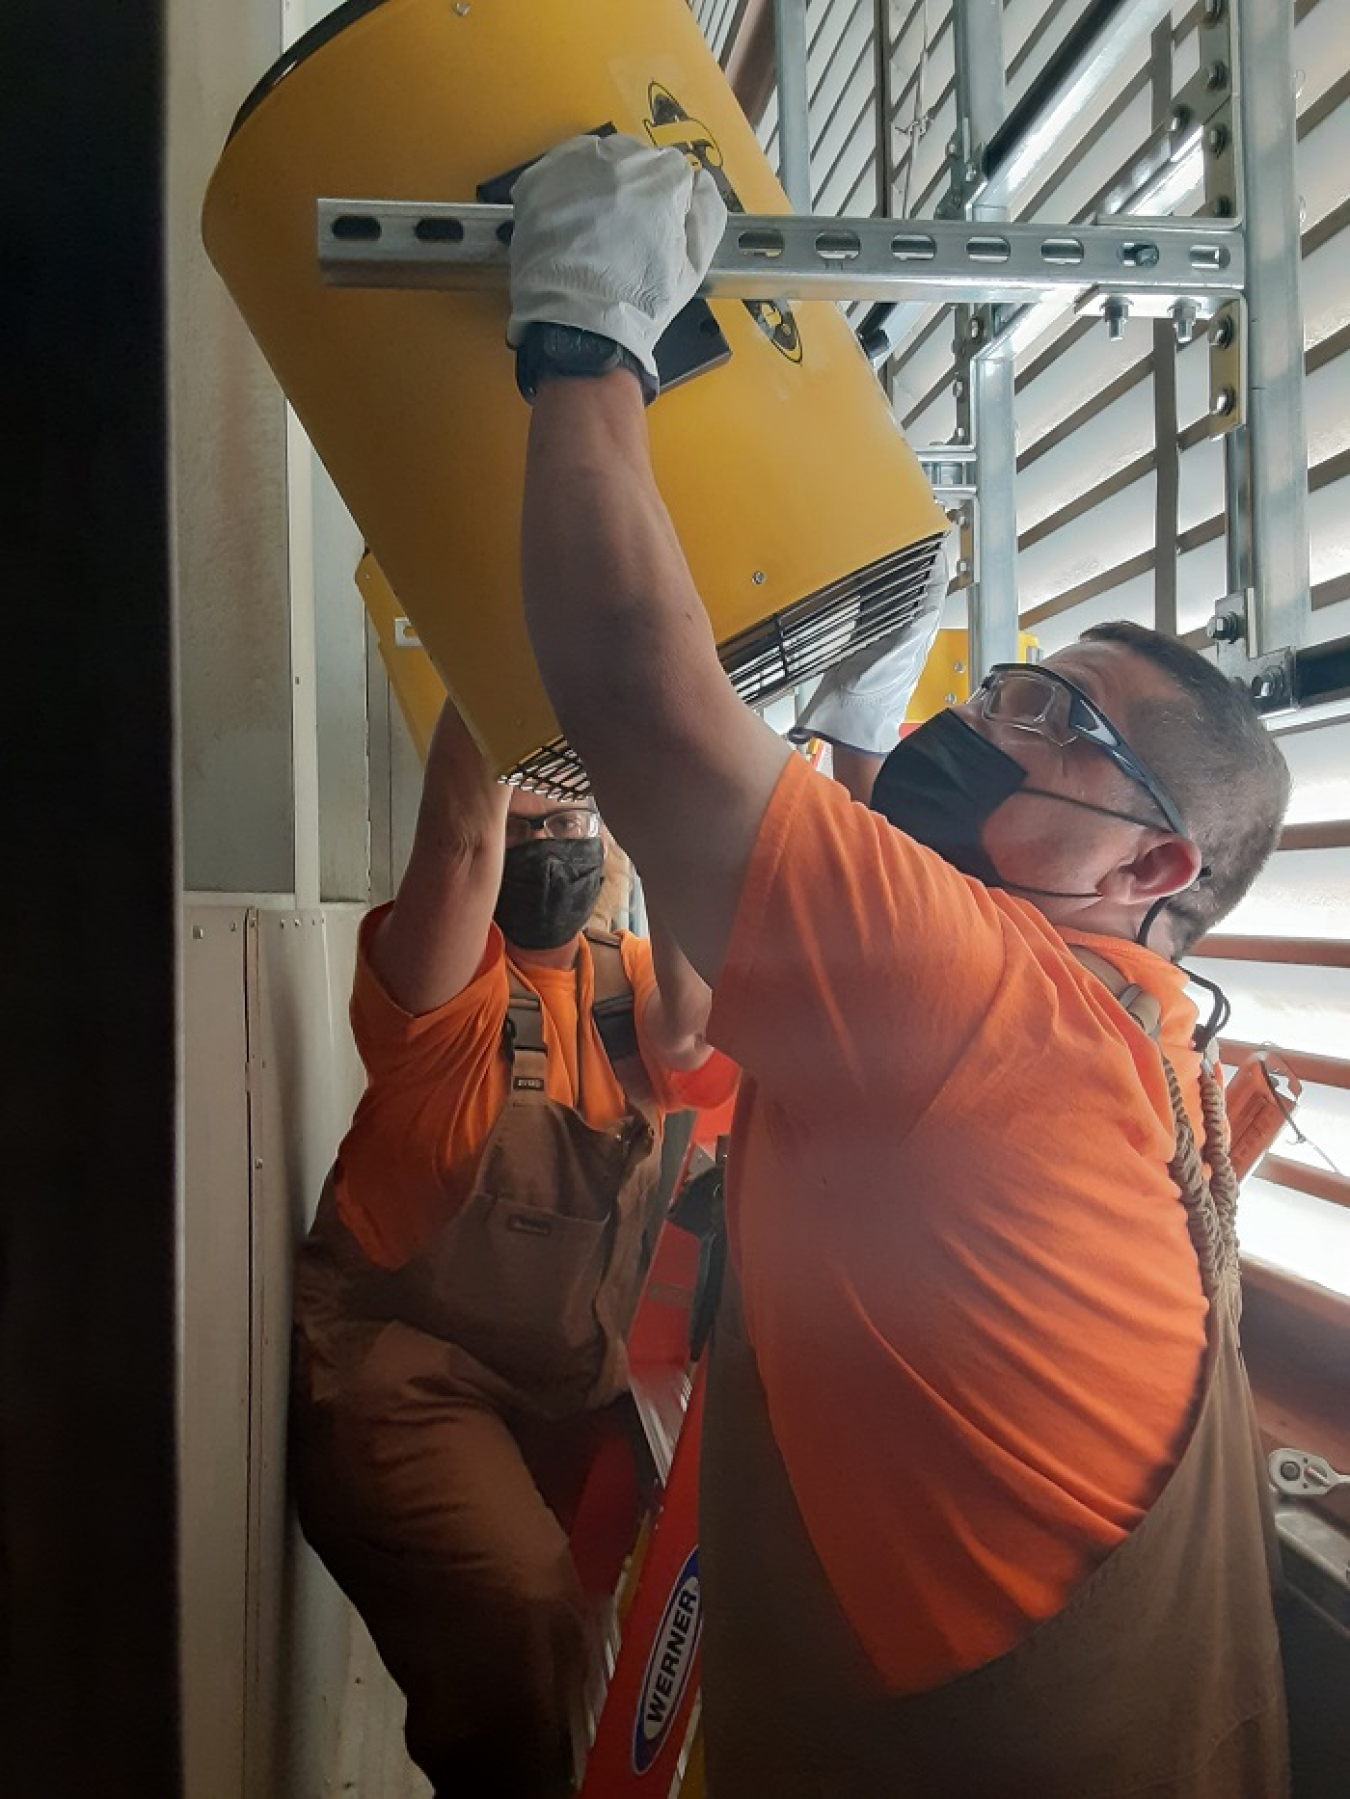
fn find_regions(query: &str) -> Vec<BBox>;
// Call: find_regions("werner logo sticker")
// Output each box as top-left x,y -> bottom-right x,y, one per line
631,1546 -> 702,1773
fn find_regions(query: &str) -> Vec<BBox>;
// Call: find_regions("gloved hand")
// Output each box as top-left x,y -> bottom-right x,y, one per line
788,550 -> 949,756
507,134 -> 728,385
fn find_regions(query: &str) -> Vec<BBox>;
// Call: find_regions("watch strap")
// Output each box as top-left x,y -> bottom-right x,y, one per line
514,323 -> 658,406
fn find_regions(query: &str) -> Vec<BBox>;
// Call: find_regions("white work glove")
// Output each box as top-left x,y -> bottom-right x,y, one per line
788,550 -> 949,756
507,134 -> 728,385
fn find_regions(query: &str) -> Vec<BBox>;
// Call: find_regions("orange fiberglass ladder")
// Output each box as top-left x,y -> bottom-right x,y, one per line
570,1120 -> 727,1799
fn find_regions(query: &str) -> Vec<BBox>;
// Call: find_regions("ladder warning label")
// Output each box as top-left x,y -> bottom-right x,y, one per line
631,1546 -> 702,1773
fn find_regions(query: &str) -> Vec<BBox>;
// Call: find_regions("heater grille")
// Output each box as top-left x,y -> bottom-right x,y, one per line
508,533 -> 947,797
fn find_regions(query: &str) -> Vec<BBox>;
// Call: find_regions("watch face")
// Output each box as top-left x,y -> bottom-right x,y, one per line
539,324 -> 621,374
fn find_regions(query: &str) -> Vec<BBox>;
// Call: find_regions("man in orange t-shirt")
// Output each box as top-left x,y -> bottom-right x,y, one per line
290,696 -> 735,1799
504,138 -> 1293,1795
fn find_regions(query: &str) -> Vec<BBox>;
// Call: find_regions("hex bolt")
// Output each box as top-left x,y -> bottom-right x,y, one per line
453,2 -> 470,13
953,661 -> 966,675
968,316 -> 984,341
751,570 -> 766,585
1205,611 -> 1243,643
1171,300 -> 1197,346
1251,674 -> 1275,704
953,379 -> 966,399
1205,60 -> 1228,92
1103,296 -> 1130,342
1212,386 -> 1236,417
955,559 -> 971,577
1207,124 -> 1228,155
944,693 -> 957,704
1169,106 -> 1190,134
1211,315 -> 1234,350
1204,0 -> 1226,22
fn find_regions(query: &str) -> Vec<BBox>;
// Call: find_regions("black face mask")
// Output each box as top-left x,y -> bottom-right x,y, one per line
870,708 -> 1170,908
494,837 -> 606,951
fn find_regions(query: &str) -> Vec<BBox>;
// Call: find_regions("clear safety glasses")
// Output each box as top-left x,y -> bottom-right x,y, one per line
976,664 -> 1188,838
503,807 -> 601,848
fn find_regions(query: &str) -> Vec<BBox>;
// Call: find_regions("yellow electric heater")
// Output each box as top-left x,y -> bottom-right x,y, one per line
203,0 -> 948,791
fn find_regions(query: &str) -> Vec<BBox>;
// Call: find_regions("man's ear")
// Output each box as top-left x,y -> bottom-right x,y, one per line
1103,832 -> 1204,907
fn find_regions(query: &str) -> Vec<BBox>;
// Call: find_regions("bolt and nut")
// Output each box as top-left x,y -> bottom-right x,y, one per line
1205,611 -> 1243,643
1170,300 -> 1198,345
1103,296 -> 1130,342
1212,386 -> 1236,417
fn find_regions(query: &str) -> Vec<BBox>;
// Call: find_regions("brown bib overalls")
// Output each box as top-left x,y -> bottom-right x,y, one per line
291,936 -> 663,1797
699,964 -> 1290,1797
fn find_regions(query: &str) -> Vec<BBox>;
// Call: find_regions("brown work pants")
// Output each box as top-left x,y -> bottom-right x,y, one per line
292,1221 -> 638,1798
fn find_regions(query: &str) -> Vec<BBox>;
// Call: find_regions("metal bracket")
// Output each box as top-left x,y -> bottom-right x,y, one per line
317,201 -> 1244,311
1227,646 -> 1298,713
1270,1447 -> 1350,1499
916,444 -> 977,506
1206,300 -> 1246,436
1184,0 -> 1246,432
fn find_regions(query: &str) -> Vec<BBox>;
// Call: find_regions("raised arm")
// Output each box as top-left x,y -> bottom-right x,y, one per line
521,376 -> 789,984
640,908 -> 720,1072
368,697 -> 509,1013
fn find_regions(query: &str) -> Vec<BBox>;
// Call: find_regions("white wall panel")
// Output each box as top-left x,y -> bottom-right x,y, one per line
1017,470 -> 1157,612
169,3 -> 296,894
1224,848 -> 1350,940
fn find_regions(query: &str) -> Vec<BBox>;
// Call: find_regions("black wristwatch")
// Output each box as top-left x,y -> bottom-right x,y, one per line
514,322 -> 658,406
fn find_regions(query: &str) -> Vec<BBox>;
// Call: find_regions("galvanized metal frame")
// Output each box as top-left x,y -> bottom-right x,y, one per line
313,0 -> 1328,709
772,0 -> 812,212
948,0 -> 1018,680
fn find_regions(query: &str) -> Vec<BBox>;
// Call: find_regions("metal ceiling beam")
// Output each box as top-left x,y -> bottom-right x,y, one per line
978,0 -> 1175,219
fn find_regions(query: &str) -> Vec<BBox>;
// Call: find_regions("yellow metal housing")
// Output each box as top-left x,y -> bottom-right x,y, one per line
204,0 -> 948,788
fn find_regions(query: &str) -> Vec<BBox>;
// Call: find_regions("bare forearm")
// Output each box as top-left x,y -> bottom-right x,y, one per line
521,375 -> 790,981
522,375 -> 718,823
644,908 -> 714,1069
370,698 -> 509,1011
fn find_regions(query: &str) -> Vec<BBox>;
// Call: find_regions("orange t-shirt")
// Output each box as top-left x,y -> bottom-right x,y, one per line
335,909 -> 738,1270
706,752 -> 1209,1693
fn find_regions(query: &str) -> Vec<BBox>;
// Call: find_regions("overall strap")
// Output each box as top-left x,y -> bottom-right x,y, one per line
502,972 -> 551,1108
1070,946 -> 1240,1311
1070,944 -> 1161,1041
585,930 -> 641,1069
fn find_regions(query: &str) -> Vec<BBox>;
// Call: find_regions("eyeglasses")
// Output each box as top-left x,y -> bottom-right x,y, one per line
975,664 -> 1188,837
504,807 -> 601,847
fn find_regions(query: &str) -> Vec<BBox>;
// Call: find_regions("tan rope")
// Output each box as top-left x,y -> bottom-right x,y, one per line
1162,1056 -> 1241,1314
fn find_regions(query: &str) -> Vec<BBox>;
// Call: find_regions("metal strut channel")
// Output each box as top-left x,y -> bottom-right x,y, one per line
317,201 -> 1244,312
